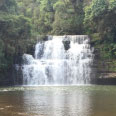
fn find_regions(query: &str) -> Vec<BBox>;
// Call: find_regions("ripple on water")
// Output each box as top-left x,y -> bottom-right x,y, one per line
0,108 -> 4,110
1,85 -> 116,116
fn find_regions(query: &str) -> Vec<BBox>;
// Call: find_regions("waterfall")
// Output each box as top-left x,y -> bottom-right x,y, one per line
22,35 -> 94,85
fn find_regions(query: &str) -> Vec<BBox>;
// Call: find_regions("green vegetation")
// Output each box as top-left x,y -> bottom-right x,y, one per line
16,0 -> 116,60
0,0 -> 36,80
16,0 -> 84,35
84,0 -> 116,59
0,0 -> 116,83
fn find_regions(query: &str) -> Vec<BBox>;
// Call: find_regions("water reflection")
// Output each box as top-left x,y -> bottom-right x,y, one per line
0,91 -> 26,116
1,86 -> 116,116
23,87 -> 93,116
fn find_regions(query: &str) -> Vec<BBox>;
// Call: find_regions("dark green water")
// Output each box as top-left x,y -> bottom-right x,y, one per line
0,85 -> 116,116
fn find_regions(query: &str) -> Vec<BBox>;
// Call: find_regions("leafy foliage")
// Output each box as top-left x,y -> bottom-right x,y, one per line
52,0 -> 84,35
0,0 -> 116,80
84,0 -> 116,59
0,0 -> 17,14
16,0 -> 84,35
0,0 -> 34,74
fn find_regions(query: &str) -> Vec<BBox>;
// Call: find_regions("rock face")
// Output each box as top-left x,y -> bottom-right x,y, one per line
0,44 -> 35,86
90,46 -> 116,85
1,34 -> 116,86
101,73 -> 116,78
62,36 -> 71,50
22,35 -> 95,85
0,70 -> 14,86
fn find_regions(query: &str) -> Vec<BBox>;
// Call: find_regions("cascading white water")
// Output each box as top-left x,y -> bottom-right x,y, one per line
22,35 -> 94,85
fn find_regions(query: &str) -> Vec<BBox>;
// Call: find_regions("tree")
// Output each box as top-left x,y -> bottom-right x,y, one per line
0,0 -> 17,14
84,0 -> 116,58
52,0 -> 84,35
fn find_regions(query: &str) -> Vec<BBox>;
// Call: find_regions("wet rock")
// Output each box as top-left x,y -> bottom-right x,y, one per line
62,37 -> 70,50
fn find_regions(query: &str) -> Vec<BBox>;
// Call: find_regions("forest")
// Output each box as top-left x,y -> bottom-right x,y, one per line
0,0 -> 116,83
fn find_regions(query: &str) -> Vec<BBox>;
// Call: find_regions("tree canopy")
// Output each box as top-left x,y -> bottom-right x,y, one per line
0,0 -> 116,77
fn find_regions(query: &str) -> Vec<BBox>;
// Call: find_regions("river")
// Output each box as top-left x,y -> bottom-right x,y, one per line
0,85 -> 116,116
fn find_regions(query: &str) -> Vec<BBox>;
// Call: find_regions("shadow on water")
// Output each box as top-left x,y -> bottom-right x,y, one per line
0,86 -> 116,116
